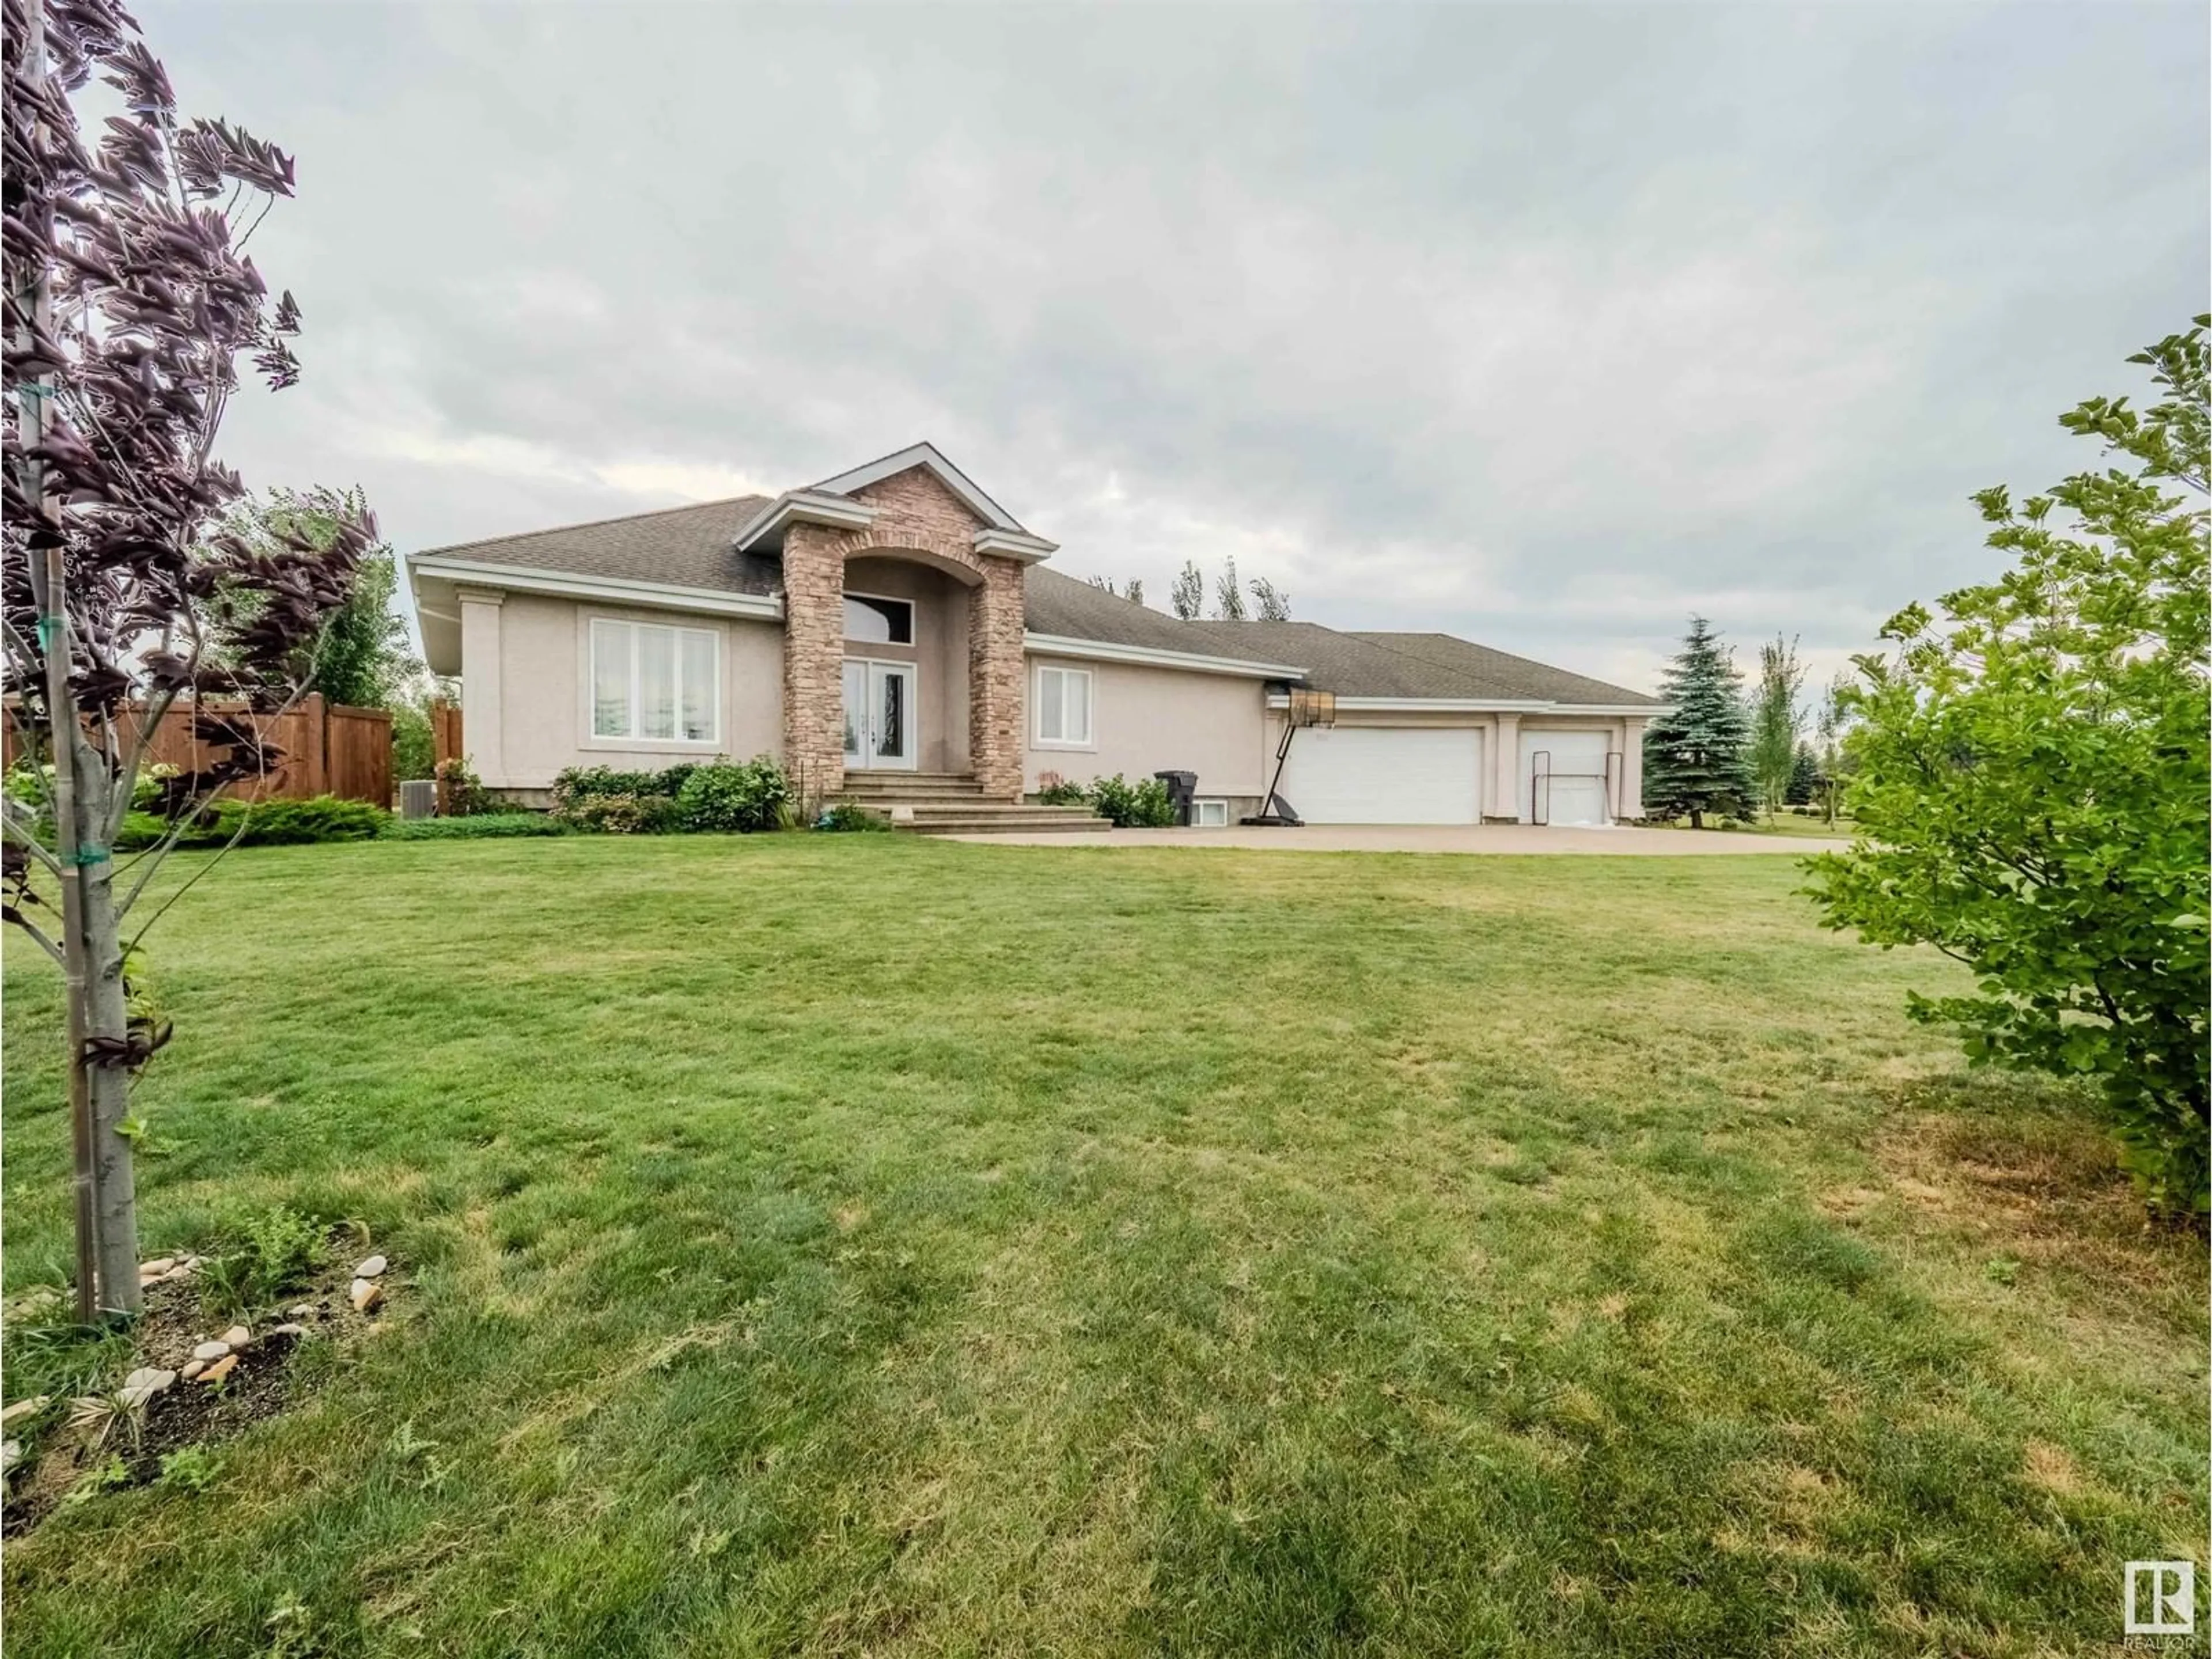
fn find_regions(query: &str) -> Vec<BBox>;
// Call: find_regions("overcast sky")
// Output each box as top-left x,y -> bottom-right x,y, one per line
144,1 -> 2206,694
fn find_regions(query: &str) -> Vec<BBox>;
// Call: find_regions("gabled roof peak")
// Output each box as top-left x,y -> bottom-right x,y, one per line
811,441 -> 1025,533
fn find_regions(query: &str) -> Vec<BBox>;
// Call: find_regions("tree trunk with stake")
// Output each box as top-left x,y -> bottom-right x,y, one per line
5,0 -> 375,1319
15,2 -> 116,1320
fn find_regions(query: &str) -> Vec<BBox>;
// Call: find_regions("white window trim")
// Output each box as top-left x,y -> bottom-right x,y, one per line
585,614 -> 723,750
1032,663 -> 1095,751
1192,798 -> 1230,828
843,589 -> 916,646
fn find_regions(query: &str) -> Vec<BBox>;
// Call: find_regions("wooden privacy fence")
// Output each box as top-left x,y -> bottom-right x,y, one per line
429,700 -> 464,814
5,694 -> 393,807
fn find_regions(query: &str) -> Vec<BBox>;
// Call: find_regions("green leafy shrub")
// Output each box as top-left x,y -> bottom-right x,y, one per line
201,1205 -> 327,1313
130,762 -> 179,811
4,758 -> 52,809
676,757 -> 789,833
387,813 -> 573,840
5,760 -> 55,840
1805,317 -> 2210,1215
435,757 -> 499,817
551,764 -> 689,807
1035,771 -> 1089,806
1087,774 -> 1175,828
654,763 -> 702,800
816,803 -> 891,832
559,793 -> 653,834
638,794 -> 687,834
115,795 -> 391,851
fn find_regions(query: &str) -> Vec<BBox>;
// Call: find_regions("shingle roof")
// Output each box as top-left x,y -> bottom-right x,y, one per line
1026,576 -> 1655,704
419,495 -> 783,597
1188,619 -> 1521,698
1346,631 -> 1661,707
418,498 -> 1656,707
1021,568 -> 1277,658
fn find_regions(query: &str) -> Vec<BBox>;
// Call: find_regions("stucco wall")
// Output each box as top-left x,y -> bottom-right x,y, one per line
1022,654 -> 1270,797
479,591 -> 783,789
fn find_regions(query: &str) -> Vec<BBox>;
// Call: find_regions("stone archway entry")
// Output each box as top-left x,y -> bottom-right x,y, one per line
753,450 -> 1050,804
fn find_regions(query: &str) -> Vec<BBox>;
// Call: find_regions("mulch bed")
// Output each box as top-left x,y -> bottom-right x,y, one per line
1,1241 -> 392,1537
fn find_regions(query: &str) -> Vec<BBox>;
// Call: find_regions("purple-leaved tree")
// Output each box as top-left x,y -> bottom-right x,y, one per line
3,0 -> 375,1318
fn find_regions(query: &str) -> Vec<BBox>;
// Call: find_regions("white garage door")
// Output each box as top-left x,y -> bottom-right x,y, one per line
1521,729 -> 1613,825
1277,726 -> 1483,824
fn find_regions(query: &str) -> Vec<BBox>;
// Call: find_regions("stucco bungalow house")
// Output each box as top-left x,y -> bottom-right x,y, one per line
407,443 -> 1664,831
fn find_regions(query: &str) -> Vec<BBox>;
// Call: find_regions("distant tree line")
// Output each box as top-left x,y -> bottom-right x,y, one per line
1087,561 -> 1291,622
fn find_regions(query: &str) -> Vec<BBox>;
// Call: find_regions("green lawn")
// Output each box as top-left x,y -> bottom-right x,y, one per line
2,838 -> 2201,1657
1639,813 -> 1857,839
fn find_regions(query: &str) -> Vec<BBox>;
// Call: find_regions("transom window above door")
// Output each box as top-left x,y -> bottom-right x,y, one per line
843,593 -> 914,645
590,618 -> 718,743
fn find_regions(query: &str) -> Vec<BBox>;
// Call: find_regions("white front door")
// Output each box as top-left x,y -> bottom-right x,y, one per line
842,659 -> 916,771
1275,725 -> 1483,824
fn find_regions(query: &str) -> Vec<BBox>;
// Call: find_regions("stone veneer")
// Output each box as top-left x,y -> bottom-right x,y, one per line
780,466 -> 1028,802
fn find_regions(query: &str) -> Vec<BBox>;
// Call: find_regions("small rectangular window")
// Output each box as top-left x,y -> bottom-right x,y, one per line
843,593 -> 914,644
1194,798 -> 1230,828
590,618 -> 719,744
1034,664 -> 1092,747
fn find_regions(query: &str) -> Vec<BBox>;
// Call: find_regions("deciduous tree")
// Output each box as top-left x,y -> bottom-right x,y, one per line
1805,319 -> 2210,1215
2,0 -> 374,1316
1248,577 -> 1291,620
1211,556 -> 1247,620
1084,573 -> 1144,607
1170,560 -> 1202,621
1748,632 -> 1806,817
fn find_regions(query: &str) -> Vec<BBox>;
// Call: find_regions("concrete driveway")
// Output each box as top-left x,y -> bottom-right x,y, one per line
949,823 -> 1851,855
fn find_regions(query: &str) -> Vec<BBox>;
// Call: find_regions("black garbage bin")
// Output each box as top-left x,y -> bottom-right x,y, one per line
1153,770 -> 1198,827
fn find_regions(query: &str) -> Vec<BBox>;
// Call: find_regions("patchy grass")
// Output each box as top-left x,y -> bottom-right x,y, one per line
1642,813 -> 1857,839
2,836 -> 2201,1657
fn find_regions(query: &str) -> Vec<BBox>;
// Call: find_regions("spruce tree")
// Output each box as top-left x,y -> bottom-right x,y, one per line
1786,743 -> 1819,806
1642,616 -> 1755,828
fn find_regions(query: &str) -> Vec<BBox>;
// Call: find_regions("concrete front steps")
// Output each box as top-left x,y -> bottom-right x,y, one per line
834,771 -> 1108,836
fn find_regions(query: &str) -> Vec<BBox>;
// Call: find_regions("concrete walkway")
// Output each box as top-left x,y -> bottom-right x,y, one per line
946,823 -> 1851,855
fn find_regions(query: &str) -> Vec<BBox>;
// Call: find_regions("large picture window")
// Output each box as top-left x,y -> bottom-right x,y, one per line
1033,664 -> 1093,747
591,619 -> 718,743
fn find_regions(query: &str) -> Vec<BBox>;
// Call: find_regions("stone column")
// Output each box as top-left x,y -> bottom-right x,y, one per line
1490,711 -> 1522,822
1618,717 -> 1647,821
456,586 -> 506,787
781,522 -> 847,801
967,556 -> 1027,801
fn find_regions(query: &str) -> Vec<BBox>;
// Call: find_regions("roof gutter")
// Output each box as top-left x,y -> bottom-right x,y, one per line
1025,632 -> 1308,681
1266,694 -> 1669,717
408,554 -> 786,621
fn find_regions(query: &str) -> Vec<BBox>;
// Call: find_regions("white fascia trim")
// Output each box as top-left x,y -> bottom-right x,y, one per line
1025,632 -> 1308,681
732,490 -> 878,551
410,555 -> 785,620
1268,694 -> 1545,713
972,527 -> 1058,562
813,442 -> 1022,531
1267,694 -> 1669,716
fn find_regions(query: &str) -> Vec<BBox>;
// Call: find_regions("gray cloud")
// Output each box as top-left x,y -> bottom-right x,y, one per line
147,1 -> 2207,691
